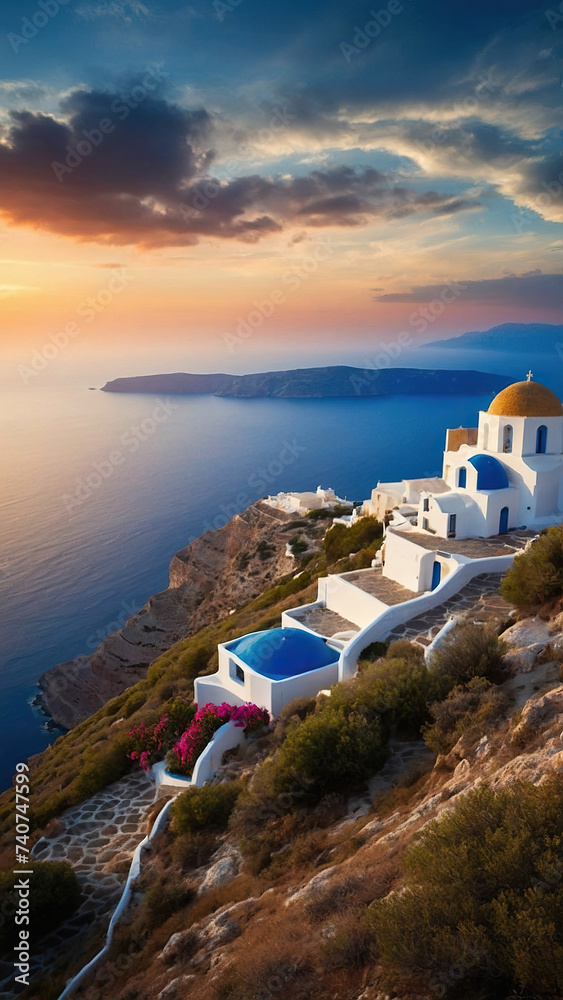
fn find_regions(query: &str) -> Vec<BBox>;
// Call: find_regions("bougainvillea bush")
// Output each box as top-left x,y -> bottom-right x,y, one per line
128,701 -> 269,775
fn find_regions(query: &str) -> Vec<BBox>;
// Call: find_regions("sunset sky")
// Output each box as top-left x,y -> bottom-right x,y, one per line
1,0 -> 562,376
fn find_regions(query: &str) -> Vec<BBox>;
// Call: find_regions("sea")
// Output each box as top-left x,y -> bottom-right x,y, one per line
1,343 -> 561,791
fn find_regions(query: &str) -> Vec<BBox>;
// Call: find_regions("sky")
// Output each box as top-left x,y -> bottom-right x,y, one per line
0,0 -> 562,377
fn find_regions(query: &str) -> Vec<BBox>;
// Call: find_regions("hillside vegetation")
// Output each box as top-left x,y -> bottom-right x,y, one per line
4,523 -> 563,1000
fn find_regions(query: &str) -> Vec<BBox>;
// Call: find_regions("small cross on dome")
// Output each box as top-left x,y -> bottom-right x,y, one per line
526,370 -> 534,382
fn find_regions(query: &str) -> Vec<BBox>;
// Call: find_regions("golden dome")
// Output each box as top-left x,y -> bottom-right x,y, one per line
488,379 -> 563,417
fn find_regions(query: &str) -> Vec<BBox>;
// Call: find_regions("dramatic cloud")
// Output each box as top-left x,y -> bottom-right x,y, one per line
0,84 -> 480,247
376,271 -> 563,309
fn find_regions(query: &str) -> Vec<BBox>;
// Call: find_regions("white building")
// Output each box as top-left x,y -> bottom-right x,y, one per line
263,486 -> 351,516
196,375 -> 563,714
417,374 -> 563,540
365,477 -> 450,521
378,374 -> 563,593
194,627 -> 340,717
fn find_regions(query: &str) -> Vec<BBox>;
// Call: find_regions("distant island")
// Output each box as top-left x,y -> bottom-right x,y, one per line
423,322 -> 563,353
100,366 -> 512,399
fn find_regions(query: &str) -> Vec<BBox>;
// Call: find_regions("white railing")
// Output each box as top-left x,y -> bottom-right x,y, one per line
56,721 -> 247,999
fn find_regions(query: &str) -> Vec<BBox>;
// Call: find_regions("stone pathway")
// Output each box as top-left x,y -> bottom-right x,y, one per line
291,606 -> 359,637
0,770 -> 159,997
341,567 -> 417,605
387,527 -> 533,558
385,573 -> 511,646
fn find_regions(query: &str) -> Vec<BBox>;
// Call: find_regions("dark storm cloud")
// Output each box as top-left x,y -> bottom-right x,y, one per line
0,84 -> 479,246
376,271 -> 563,308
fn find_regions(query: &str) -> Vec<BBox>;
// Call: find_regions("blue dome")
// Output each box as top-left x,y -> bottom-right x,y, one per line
228,627 -> 339,680
468,454 -> 510,491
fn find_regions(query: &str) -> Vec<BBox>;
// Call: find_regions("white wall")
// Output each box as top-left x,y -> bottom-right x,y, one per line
195,640 -> 339,717
319,573 -> 388,627
339,552 -> 515,680
152,721 -> 249,789
192,721 -> 249,785
382,529 -> 431,591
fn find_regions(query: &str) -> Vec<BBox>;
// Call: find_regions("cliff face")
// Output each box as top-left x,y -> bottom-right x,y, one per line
38,502 -> 297,729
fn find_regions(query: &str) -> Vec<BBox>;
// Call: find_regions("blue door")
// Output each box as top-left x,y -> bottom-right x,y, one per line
431,561 -> 442,590
536,425 -> 547,454
499,506 -> 509,534
458,467 -> 466,488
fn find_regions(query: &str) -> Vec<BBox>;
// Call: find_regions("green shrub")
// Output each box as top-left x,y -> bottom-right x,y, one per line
256,539 -> 275,561
30,791 -> 75,831
146,662 -> 166,686
0,861 -> 81,953
501,524 -> 563,608
423,676 -> 509,754
358,640 -> 388,664
177,641 -> 213,680
323,516 -> 382,561
275,703 -> 388,796
430,622 -> 507,685
250,572 -> 312,611
290,537 -> 308,555
274,695 -> 317,740
367,776 -> 563,998
358,659 -> 450,735
305,507 -> 335,520
72,737 -> 131,801
163,697 -> 197,737
331,646 -> 451,736
102,694 -> 127,717
237,549 -> 250,570
322,912 -> 376,969
171,781 -> 243,834
123,690 -> 147,717
141,873 -> 195,929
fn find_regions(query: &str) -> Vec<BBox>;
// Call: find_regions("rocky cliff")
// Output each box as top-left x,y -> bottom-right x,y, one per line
38,502 -> 299,730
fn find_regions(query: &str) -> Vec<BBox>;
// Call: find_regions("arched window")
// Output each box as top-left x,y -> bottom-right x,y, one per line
482,424 -> 489,450
457,467 -> 467,488
536,425 -> 548,454
503,425 -> 513,453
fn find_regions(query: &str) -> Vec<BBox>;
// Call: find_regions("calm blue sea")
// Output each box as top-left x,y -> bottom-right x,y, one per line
1,344 -> 560,790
